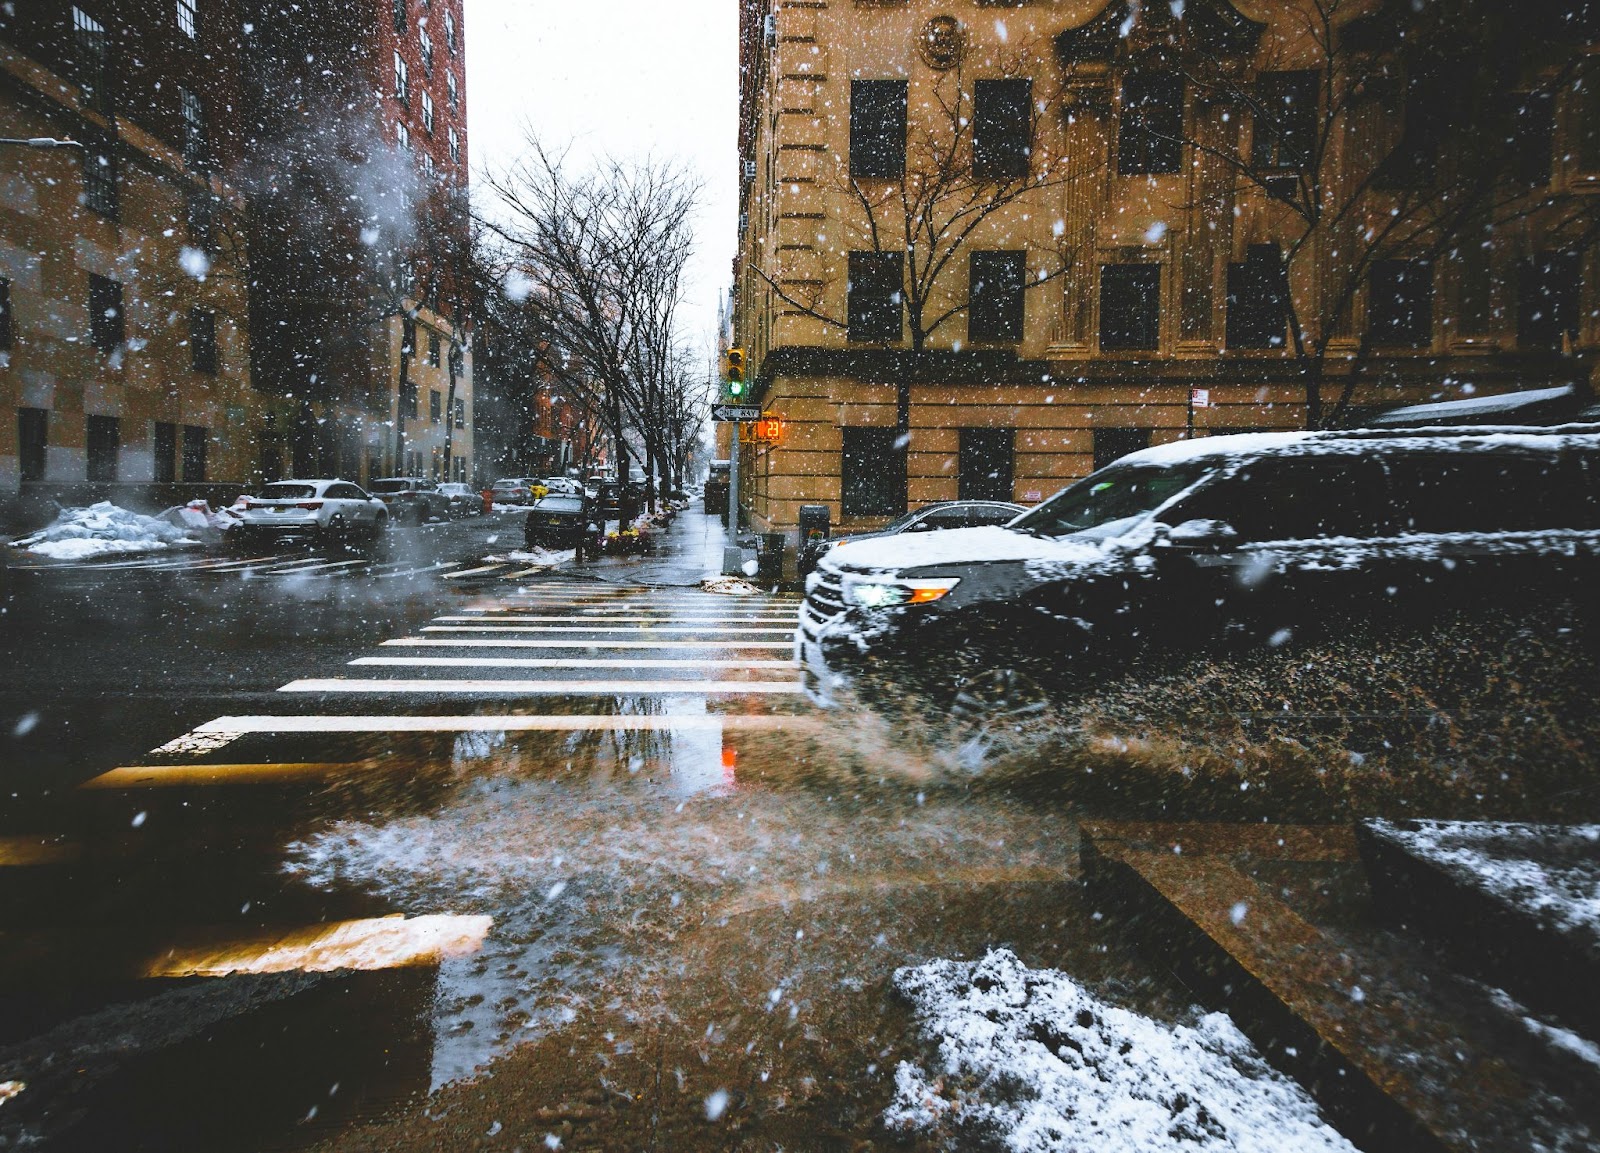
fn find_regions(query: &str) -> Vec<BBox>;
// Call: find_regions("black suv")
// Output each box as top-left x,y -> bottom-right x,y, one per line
798,427 -> 1600,710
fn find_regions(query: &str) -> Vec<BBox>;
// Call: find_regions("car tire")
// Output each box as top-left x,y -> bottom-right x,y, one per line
946,666 -> 1058,771
324,514 -> 350,553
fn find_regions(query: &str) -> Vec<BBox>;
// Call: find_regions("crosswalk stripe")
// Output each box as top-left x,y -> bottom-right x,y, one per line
382,637 -> 795,649
420,624 -> 795,635
350,656 -> 797,670
441,563 -> 507,580
504,566 -> 564,577
194,714 -> 821,734
259,558 -> 368,575
0,835 -> 80,865
433,614 -> 794,625
377,561 -> 455,579
143,914 -> 493,977
81,762 -> 353,789
277,678 -> 805,695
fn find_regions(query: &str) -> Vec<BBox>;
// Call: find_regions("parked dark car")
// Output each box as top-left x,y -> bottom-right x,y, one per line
704,460 -> 730,515
799,427 -> 1600,721
799,499 -> 1026,576
437,482 -> 484,517
524,493 -> 595,550
368,477 -> 452,524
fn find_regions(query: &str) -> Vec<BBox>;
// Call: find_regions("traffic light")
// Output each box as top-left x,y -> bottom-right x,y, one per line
723,347 -> 746,397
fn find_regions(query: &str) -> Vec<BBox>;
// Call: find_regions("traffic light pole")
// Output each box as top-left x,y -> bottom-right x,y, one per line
727,421 -> 740,536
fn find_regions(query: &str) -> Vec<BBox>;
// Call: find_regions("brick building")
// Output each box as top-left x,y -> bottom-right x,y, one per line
732,0 -> 1600,538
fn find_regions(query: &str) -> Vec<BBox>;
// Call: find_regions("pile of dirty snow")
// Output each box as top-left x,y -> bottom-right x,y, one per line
483,547 -> 576,568
886,949 -> 1355,1152
700,575 -> 766,595
11,502 -> 199,560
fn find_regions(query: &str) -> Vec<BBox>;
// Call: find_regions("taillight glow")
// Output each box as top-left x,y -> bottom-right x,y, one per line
295,501 -> 324,510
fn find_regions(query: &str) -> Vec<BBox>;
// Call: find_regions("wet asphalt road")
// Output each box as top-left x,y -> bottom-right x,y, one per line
0,508 -> 1119,1151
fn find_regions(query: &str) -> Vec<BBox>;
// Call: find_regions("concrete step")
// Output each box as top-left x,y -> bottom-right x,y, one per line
1082,821 -> 1600,1153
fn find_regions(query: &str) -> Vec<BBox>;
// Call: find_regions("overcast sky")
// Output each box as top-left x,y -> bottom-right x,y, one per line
465,0 -> 737,355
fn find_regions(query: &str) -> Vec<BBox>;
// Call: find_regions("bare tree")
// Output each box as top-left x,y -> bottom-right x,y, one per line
750,46 -> 1078,432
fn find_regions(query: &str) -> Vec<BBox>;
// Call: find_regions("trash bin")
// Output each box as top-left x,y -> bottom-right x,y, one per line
797,504 -> 830,576
757,532 -> 785,583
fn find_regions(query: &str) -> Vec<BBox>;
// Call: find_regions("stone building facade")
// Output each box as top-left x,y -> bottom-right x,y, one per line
732,0 -> 1600,536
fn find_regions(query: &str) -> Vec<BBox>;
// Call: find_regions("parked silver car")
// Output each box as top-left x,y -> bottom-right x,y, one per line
368,477 -> 452,524
232,479 -> 387,550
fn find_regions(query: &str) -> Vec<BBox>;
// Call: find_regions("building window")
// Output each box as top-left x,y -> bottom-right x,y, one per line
428,332 -> 441,366
394,51 -> 409,105
454,397 -> 465,428
847,251 -> 903,342
154,421 -> 177,483
176,0 -> 197,38
19,408 -> 47,483
1367,259 -> 1433,348
392,0 -> 406,34
1225,244 -> 1289,349
73,7 -> 111,114
88,274 -> 124,353
81,137 -> 118,218
1252,71 -> 1317,172
1093,428 -> 1151,472
958,428 -> 1014,502
179,87 -> 207,168
967,250 -> 1025,343
1118,72 -> 1184,176
0,278 -> 11,351
182,424 -> 207,481
849,79 -> 907,179
446,10 -> 458,52
1509,92 -> 1554,187
86,414 -> 120,482
1099,264 -> 1161,351
187,190 -> 215,249
973,78 -> 1032,180
396,121 -> 410,151
448,125 -> 460,163
420,27 -> 433,75
1378,77 -> 1441,188
1518,251 -> 1581,350
841,427 -> 906,517
430,389 -> 442,423
447,70 -> 459,109
189,308 -> 218,373
423,152 -> 435,179
422,89 -> 434,134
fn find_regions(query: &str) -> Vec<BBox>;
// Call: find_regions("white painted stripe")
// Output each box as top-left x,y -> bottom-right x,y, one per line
382,637 -> 795,649
377,561 -> 455,579
350,656 -> 797,670
504,566 -> 564,578
441,563 -> 507,580
434,614 -> 794,625
420,624 -> 796,635
245,557 -> 334,573
144,914 -> 492,977
195,714 -> 818,734
265,558 -> 367,574
278,678 -> 804,695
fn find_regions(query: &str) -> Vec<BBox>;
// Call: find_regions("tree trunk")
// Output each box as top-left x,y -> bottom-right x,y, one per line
441,344 -> 457,483
393,338 -> 412,474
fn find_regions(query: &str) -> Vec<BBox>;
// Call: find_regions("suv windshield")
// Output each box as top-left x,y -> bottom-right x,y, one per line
1010,463 -> 1212,539
257,483 -> 316,500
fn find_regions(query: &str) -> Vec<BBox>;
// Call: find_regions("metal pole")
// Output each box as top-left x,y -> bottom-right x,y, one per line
1186,389 -> 1195,440
728,420 -> 741,533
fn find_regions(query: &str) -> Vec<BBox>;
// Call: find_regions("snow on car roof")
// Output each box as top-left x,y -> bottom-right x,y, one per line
828,524 -> 1107,572
1121,425 -> 1600,470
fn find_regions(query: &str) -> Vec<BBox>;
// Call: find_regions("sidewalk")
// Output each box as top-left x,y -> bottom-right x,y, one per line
576,502 -> 739,588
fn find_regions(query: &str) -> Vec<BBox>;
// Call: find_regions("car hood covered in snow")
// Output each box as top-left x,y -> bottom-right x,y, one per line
826,523 -> 1147,575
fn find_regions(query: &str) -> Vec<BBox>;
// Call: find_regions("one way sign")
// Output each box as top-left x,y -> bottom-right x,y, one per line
711,403 -> 762,421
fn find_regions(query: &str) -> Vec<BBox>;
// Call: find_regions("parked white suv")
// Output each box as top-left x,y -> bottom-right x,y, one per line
232,479 -> 387,551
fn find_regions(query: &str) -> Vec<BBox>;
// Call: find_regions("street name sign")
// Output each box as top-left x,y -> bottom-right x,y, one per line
711,403 -> 762,421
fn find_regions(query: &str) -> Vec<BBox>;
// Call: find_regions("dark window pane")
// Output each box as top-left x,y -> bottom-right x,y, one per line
1368,259 -> 1433,348
190,309 -> 217,373
88,274 -> 124,352
428,333 -> 441,367
154,421 -> 177,484
841,427 -> 906,516
958,427 -> 1015,501
1378,76 -> 1441,187
187,190 -> 215,249
1092,427 -> 1151,472
1118,72 -> 1183,175
1518,251 -> 1581,350
73,7 -> 112,114
968,250 -> 1025,343
1383,453 -> 1570,534
1099,264 -> 1160,351
1509,91 -> 1554,186
974,78 -> 1032,179
430,390 -> 442,423
850,80 -> 907,179
1174,457 -> 1389,540
18,408 -> 47,483
1252,71 -> 1318,171
86,415 -> 119,482
1225,245 -> 1289,349
81,138 -> 118,218
847,251 -> 903,342
182,424 -> 207,482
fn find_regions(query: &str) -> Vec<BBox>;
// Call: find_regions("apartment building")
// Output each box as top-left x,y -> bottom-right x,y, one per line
732,0 -> 1600,535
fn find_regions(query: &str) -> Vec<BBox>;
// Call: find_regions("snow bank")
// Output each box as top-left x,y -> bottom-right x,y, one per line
700,575 -> 766,595
887,949 -> 1354,1153
12,501 -> 199,560
1367,820 -> 1600,948
484,547 -> 576,568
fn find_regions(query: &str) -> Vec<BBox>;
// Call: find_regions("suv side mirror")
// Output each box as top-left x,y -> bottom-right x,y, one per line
1166,518 -> 1240,548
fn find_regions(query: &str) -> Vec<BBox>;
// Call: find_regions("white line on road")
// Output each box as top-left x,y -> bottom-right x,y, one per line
433,614 -> 795,625
377,561 -> 455,579
194,714 -> 820,733
441,563 -> 508,580
419,624 -> 796,635
350,656 -> 797,670
277,678 -> 805,695
382,638 -> 795,649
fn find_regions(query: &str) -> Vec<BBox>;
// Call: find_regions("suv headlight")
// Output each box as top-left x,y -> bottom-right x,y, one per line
842,576 -> 959,608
